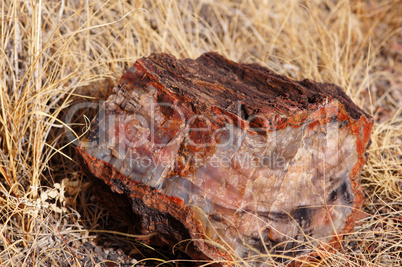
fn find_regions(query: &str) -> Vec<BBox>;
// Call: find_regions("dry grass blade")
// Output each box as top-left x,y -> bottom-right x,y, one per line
0,0 -> 401,266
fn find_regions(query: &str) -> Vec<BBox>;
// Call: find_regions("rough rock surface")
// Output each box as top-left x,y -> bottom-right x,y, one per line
77,52 -> 373,265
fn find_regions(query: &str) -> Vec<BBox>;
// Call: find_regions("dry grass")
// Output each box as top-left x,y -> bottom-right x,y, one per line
0,0 -> 401,266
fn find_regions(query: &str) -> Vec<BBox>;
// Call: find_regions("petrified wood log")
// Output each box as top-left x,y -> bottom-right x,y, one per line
76,52 -> 373,265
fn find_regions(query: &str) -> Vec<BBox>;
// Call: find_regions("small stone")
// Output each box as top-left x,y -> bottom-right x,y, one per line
94,246 -> 102,255
84,242 -> 93,250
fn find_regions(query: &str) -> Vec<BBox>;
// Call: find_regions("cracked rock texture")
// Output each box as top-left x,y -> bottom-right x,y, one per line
77,52 -> 373,265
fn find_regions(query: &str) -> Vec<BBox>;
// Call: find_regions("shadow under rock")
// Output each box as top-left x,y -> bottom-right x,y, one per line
74,173 -> 195,267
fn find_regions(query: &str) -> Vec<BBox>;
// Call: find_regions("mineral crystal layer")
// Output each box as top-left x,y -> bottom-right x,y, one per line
77,52 -> 373,265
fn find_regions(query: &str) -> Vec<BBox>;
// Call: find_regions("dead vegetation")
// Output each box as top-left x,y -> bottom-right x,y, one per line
0,0 -> 401,266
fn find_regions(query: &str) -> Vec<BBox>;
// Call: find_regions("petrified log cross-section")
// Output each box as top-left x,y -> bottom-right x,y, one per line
77,52 -> 373,265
